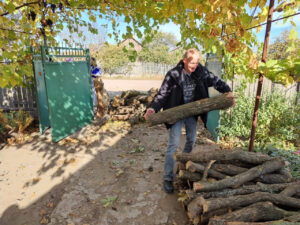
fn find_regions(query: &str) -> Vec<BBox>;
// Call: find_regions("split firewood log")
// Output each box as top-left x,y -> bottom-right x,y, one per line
147,93 -> 234,126
111,95 -> 125,107
209,201 -> 297,223
193,157 -> 285,192
179,170 -> 203,182
175,150 -> 272,165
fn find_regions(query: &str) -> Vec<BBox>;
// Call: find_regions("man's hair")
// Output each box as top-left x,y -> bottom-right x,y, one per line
183,48 -> 200,59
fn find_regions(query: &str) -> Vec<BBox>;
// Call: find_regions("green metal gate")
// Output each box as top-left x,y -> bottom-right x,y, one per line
32,46 -> 93,142
205,53 -> 223,142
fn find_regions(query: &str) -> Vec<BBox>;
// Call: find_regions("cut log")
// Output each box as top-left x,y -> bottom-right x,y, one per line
114,106 -> 135,114
186,161 -> 227,180
111,95 -> 125,107
193,157 -> 285,192
186,182 -> 293,200
147,93 -> 234,126
280,182 -> 300,197
257,173 -> 294,184
179,170 -> 203,182
120,90 -> 142,99
208,220 -> 300,225
175,150 -> 272,165
111,114 -> 130,121
211,163 -> 248,176
200,192 -> 300,214
175,162 -> 185,174
211,201 -> 297,223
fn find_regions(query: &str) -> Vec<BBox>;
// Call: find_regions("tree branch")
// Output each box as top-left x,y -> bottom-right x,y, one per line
1,1 -> 39,17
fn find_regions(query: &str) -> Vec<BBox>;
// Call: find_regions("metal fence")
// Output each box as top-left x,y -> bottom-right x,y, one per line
226,76 -> 299,104
104,62 -> 174,76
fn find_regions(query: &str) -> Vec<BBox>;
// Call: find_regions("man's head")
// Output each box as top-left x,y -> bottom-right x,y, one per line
183,48 -> 200,74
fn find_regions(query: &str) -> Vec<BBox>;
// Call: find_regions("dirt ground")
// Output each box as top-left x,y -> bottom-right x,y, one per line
0,80 -> 219,225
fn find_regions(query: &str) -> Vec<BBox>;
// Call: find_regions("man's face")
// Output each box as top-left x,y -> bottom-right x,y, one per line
183,54 -> 200,73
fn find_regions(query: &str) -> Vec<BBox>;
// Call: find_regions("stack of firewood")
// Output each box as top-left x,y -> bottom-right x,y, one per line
108,88 -> 158,124
174,149 -> 300,225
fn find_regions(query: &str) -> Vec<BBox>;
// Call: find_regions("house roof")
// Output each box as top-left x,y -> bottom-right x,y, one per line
119,37 -> 143,47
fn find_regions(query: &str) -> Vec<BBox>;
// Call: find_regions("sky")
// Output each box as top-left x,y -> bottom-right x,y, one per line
60,3 -> 300,48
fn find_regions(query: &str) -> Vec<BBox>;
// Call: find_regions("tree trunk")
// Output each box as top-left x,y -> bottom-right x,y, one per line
186,182 -> 292,200
200,192 -> 300,213
256,174 -> 294,184
147,93 -> 234,126
280,182 -> 300,197
94,77 -> 107,118
193,158 -> 285,192
210,201 -> 297,223
211,163 -> 248,176
186,161 -> 227,179
179,170 -> 203,182
175,150 -> 272,165
208,220 -> 300,225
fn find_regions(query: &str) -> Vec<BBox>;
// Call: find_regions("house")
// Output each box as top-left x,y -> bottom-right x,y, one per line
119,38 -> 143,52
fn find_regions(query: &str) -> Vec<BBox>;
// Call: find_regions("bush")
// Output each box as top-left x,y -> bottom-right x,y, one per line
219,82 -> 300,150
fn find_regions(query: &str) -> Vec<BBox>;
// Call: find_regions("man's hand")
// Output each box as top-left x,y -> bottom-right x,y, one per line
227,92 -> 235,107
144,108 -> 155,120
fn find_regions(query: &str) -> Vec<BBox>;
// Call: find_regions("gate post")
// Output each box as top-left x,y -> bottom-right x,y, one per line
205,53 -> 223,142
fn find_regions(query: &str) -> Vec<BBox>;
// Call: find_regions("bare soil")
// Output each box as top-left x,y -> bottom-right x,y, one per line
0,80 -> 218,225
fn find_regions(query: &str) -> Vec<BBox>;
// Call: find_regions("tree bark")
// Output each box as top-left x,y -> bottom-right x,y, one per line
201,192 -> 300,213
94,77 -> 108,118
280,182 -> 300,197
186,182 -> 292,200
211,201 -> 297,223
208,220 -> 300,225
175,150 -> 272,165
147,93 -> 234,126
256,174 -> 294,184
193,157 -> 285,192
179,170 -> 203,182
186,161 -> 227,179
211,163 -> 248,176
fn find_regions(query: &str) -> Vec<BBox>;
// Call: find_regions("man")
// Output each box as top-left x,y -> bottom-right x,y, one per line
144,48 -> 234,193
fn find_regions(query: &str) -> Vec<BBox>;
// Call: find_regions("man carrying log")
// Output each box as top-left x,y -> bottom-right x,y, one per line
144,48 -> 234,193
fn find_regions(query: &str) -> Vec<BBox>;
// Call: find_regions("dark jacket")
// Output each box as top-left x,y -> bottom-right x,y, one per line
150,60 -> 231,128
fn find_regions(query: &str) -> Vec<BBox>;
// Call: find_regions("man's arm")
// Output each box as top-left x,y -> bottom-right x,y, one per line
201,66 -> 231,93
150,72 -> 175,112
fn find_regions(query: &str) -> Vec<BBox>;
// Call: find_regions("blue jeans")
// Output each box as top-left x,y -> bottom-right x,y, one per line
164,117 -> 197,181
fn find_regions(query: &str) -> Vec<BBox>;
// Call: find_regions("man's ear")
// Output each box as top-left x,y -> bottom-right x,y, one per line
183,58 -> 187,64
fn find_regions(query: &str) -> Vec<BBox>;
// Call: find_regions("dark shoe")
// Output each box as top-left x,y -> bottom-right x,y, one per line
163,180 -> 174,193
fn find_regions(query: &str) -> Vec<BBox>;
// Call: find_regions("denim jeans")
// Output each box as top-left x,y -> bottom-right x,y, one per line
164,116 -> 197,181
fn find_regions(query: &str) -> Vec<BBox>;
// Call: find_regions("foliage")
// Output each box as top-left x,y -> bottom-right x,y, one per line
219,81 -> 300,150
254,146 -> 300,178
0,110 -> 34,134
101,195 -> 118,208
96,44 -> 131,76
0,0 -> 299,87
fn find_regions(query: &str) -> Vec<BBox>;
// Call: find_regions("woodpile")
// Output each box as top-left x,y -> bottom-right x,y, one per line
175,149 -> 300,225
108,88 -> 158,124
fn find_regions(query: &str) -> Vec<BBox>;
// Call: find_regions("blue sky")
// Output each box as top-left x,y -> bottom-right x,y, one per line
61,5 -> 299,47
98,13 -> 299,45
